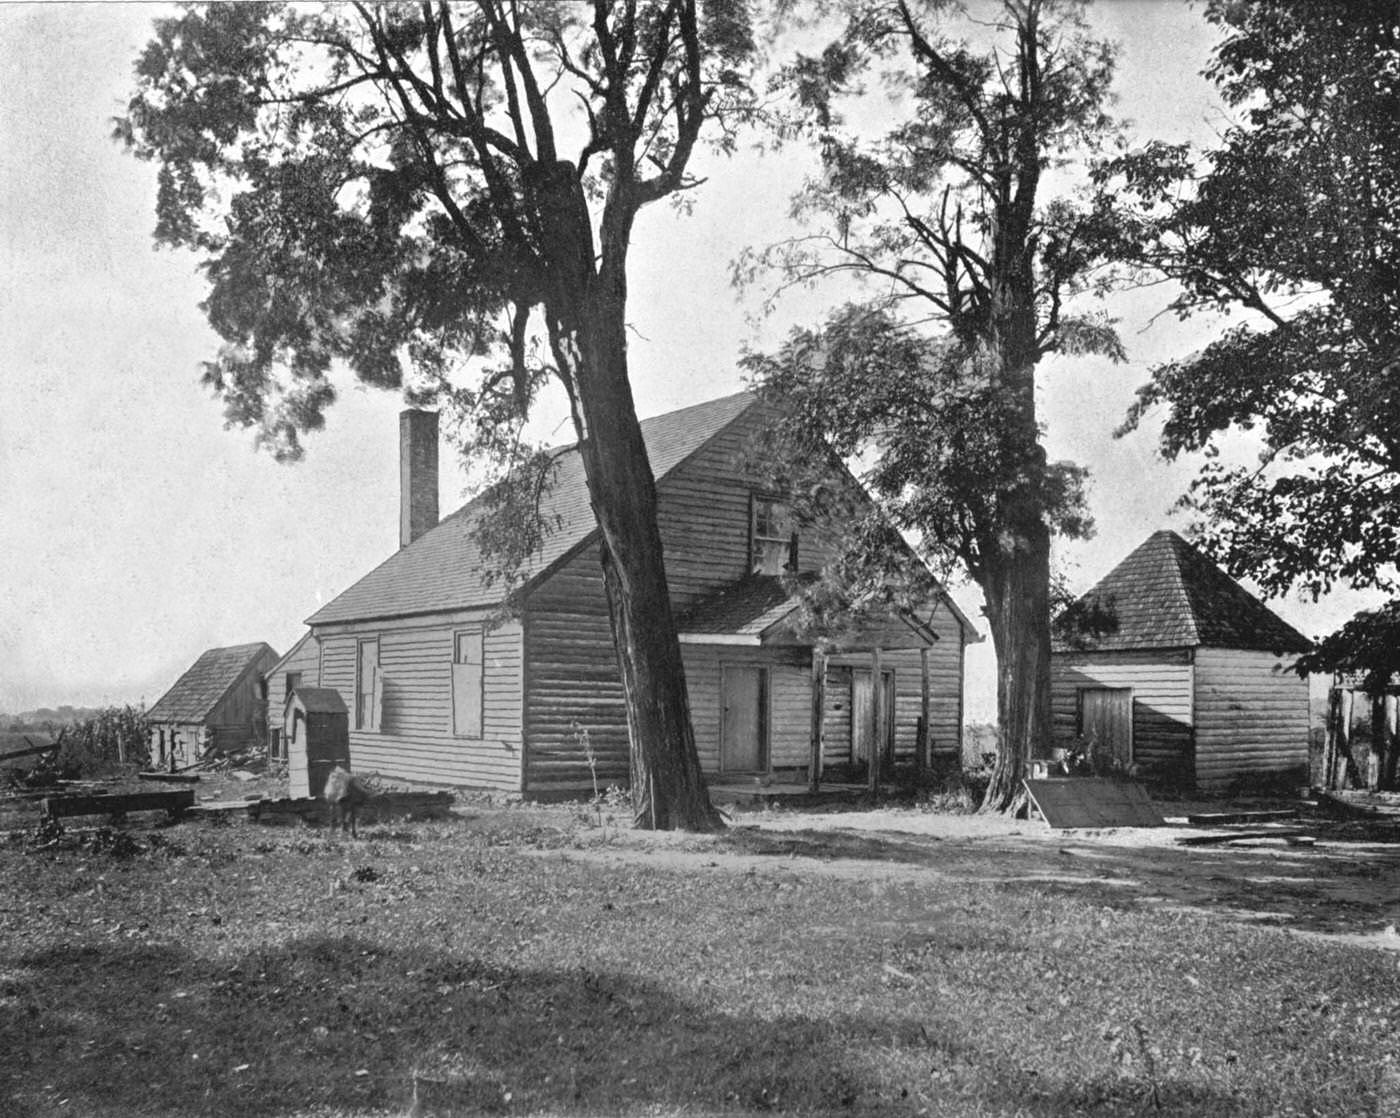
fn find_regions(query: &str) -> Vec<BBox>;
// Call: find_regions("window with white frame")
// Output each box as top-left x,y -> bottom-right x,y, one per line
452,629 -> 485,738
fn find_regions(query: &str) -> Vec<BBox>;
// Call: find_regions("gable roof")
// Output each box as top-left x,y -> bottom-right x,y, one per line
147,642 -> 279,723
307,391 -> 758,626
265,631 -> 314,678
1053,530 -> 1311,654
285,687 -> 347,716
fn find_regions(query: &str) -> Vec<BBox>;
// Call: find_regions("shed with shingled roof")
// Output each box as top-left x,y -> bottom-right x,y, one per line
1051,530 -> 1311,792
291,391 -> 978,798
146,641 -> 280,768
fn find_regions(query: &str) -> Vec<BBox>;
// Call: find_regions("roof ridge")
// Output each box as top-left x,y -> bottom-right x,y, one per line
1159,532 -> 1203,645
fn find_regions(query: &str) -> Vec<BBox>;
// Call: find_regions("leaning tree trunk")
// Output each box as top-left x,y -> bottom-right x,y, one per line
575,310 -> 721,831
531,160 -> 722,832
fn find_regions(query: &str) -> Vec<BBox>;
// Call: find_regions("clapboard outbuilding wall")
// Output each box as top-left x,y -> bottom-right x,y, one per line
1051,531 -> 1311,793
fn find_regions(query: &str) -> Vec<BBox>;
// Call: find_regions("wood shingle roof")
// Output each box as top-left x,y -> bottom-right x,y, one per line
147,642 -> 278,723
307,391 -> 758,626
1053,530 -> 1312,654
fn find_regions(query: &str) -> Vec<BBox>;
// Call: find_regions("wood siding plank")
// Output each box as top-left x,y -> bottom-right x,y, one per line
1193,649 -> 1309,792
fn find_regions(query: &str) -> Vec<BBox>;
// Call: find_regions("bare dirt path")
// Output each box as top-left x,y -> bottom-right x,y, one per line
552,801 -> 1400,949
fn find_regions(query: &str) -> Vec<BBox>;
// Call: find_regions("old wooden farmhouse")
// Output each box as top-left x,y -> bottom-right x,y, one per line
1051,530 -> 1312,792
275,394 -> 977,798
147,641 -> 279,768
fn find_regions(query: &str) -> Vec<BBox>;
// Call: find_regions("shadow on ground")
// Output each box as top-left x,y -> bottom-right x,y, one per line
0,934 -> 1253,1117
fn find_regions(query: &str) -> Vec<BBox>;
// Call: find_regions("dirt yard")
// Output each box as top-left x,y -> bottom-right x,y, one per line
555,795 -> 1400,951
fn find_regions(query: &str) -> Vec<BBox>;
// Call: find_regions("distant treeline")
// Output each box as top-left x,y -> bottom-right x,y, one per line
2,706 -> 105,730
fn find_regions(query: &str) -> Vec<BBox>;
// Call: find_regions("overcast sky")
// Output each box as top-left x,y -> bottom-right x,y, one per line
0,2 -> 1382,719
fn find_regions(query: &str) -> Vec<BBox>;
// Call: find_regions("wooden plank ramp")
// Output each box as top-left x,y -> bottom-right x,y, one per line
1023,778 -> 1165,829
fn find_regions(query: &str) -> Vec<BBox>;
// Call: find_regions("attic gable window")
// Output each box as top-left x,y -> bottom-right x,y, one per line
750,495 -> 797,575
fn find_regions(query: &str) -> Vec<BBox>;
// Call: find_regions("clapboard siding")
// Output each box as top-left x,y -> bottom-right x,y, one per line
1193,649 -> 1309,792
310,398 -> 972,797
682,645 -> 811,771
264,634 -> 322,752
317,617 -> 523,790
655,408 -> 846,611
1051,649 -> 1195,780
522,546 -> 630,794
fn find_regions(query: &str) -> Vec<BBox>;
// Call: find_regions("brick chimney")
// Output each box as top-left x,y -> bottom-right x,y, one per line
399,409 -> 439,548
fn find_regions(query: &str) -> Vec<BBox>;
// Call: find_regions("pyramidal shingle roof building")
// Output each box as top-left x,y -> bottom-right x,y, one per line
1051,530 -> 1311,793
1053,529 -> 1311,654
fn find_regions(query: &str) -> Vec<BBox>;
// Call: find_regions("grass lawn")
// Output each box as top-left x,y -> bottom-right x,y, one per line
1,807 -> 1396,1117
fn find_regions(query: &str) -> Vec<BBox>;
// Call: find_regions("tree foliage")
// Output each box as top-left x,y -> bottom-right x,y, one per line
1296,603 -> 1400,695
1105,0 -> 1400,600
118,1 -> 756,830
118,1 -> 752,463
741,0 -> 1126,809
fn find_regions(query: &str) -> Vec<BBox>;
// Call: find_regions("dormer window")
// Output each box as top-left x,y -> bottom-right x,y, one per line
751,495 -> 797,575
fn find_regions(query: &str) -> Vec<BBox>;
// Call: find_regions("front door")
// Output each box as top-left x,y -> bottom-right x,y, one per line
721,665 -> 768,772
1080,688 -> 1133,768
851,670 -> 895,765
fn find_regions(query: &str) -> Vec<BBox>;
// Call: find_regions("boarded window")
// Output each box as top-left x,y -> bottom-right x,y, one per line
356,639 -> 381,731
751,495 -> 796,575
453,630 -> 485,738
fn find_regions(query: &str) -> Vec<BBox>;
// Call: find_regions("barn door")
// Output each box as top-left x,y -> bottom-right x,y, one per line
851,670 -> 895,764
1080,688 -> 1133,768
721,665 -> 769,772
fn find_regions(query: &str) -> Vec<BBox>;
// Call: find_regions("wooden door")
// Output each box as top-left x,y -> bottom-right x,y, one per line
851,670 -> 895,764
721,666 -> 768,772
1080,688 -> 1133,767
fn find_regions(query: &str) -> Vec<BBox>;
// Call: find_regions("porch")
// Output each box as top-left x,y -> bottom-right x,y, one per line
677,575 -> 949,794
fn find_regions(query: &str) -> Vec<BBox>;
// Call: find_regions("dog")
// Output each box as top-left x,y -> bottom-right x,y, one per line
323,765 -> 369,838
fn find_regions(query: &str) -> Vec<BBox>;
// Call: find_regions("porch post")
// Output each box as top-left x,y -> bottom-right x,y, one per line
809,646 -> 827,793
868,647 -> 883,796
1338,687 -> 1355,789
917,646 -> 931,776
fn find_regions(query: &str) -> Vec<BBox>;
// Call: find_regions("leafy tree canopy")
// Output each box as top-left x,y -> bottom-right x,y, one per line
1105,0 -> 1400,599
117,1 -> 755,474
1296,602 -> 1400,695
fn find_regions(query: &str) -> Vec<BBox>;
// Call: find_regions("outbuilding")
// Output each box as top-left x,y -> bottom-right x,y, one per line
146,642 -> 280,768
1051,530 -> 1312,793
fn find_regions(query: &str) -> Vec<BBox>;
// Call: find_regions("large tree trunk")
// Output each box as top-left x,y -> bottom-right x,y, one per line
979,505 -> 1053,813
531,160 -> 721,831
576,312 -> 721,831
